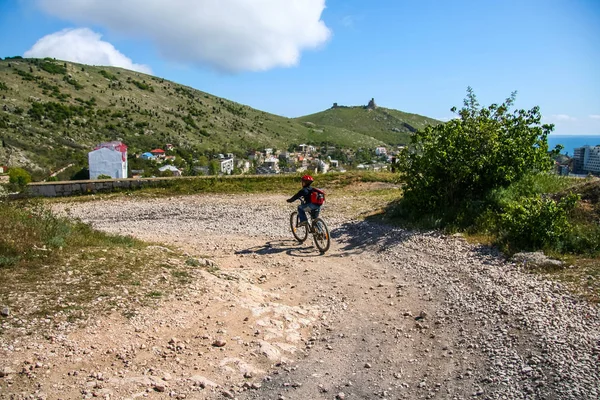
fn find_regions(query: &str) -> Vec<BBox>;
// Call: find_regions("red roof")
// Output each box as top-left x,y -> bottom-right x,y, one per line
94,141 -> 127,161
150,149 -> 165,154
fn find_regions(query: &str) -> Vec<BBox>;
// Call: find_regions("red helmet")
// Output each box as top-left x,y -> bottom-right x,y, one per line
301,174 -> 314,182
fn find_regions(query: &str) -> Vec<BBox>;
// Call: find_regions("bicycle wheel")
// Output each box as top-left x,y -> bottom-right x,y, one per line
312,218 -> 330,253
290,211 -> 308,242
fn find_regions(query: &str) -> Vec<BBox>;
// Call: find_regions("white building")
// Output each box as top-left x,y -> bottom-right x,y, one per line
263,156 -> 280,172
315,159 -> 329,174
88,141 -> 128,180
375,146 -> 387,156
573,146 -> 600,174
158,165 -> 182,176
220,158 -> 234,174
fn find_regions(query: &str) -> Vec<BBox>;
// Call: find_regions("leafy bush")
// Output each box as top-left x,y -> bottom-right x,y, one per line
398,88 -> 559,224
28,101 -> 89,124
99,70 -> 119,81
38,61 -> 67,75
9,167 -> 32,189
131,80 -> 154,92
97,174 -> 112,180
15,69 -> 37,81
498,194 -> 578,251
63,76 -> 84,90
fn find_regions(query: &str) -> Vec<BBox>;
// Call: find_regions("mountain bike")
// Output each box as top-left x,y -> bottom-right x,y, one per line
289,200 -> 330,253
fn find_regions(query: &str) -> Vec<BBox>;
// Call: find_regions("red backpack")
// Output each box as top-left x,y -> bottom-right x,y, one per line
310,187 -> 326,205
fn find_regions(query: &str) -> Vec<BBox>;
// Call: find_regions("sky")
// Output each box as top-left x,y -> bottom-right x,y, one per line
0,0 -> 599,135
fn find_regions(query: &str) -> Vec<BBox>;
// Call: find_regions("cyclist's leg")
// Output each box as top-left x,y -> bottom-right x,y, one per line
309,204 -> 320,219
297,204 -> 308,223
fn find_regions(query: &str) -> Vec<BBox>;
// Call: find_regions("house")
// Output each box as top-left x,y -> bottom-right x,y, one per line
0,166 -> 7,174
164,155 -> 176,162
165,143 -> 174,151
88,141 -> 128,179
220,158 -> 234,174
150,149 -> 166,158
375,146 -> 387,156
236,159 -> 251,173
141,152 -> 156,161
263,156 -> 280,173
159,165 -> 182,176
248,151 -> 263,162
315,159 -> 329,174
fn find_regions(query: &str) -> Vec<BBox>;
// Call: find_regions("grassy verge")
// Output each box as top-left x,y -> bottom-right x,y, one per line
0,199 -> 211,340
40,171 -> 401,202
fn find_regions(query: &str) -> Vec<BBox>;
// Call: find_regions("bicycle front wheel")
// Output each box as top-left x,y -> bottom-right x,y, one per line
312,218 -> 330,253
290,211 -> 308,242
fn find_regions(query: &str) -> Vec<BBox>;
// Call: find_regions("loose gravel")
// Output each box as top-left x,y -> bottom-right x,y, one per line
0,193 -> 597,400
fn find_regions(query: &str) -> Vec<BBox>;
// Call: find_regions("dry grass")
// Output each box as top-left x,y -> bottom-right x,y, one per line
0,199 -> 211,341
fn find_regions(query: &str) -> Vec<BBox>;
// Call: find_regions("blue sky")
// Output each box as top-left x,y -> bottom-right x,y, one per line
1,0 -> 599,134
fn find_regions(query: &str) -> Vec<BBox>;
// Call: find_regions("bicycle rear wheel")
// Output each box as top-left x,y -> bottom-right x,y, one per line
290,211 -> 308,242
312,218 -> 330,253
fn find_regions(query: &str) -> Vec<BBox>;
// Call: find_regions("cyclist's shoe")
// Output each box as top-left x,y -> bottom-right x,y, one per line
297,221 -> 308,227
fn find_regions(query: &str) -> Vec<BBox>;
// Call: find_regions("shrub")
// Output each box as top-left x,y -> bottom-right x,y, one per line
38,61 -> 67,75
99,70 -> 119,81
398,88 -> 560,225
498,193 -> 579,251
131,80 -> 154,92
97,174 -> 112,180
9,167 -> 32,188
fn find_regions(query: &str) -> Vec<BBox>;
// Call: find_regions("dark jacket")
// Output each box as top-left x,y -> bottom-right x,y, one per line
288,185 -> 315,204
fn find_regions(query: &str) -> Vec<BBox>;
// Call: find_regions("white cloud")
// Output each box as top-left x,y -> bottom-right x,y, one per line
589,115 -> 600,120
24,28 -> 152,74
35,0 -> 331,73
548,114 -> 577,122
341,16 -> 355,28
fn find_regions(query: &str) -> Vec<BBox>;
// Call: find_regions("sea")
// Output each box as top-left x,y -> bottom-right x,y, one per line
547,135 -> 600,156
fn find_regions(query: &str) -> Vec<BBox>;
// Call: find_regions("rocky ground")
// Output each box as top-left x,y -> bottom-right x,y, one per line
1,192 -> 599,400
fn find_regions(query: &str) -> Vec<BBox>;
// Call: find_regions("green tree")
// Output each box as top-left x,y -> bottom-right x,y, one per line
9,167 -> 31,188
398,88 -> 560,220
208,160 -> 220,175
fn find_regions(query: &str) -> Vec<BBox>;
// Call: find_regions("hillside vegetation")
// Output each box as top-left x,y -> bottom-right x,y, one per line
0,58 -> 400,176
297,103 -> 442,145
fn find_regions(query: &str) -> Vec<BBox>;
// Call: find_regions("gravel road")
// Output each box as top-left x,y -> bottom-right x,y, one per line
1,193 -> 598,400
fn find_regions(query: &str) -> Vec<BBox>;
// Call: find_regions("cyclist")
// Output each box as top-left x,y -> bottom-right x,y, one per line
286,174 -> 320,227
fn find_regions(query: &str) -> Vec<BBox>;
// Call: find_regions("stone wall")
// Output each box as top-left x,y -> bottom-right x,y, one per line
26,177 -> 172,197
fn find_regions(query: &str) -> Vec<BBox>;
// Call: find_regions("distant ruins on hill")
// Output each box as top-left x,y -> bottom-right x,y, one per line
331,98 -> 378,110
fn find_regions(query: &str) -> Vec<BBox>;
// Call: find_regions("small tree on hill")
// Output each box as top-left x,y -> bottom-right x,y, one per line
8,167 -> 32,191
398,87 -> 560,221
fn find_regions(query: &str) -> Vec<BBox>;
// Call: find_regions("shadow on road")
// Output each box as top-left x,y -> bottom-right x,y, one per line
329,219 -> 422,254
235,239 -> 326,258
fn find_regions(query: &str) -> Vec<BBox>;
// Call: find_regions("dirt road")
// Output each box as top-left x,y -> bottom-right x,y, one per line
1,193 -> 599,399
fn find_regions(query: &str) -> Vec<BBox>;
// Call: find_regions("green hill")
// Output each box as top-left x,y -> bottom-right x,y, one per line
0,58 -> 386,177
297,99 -> 442,145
